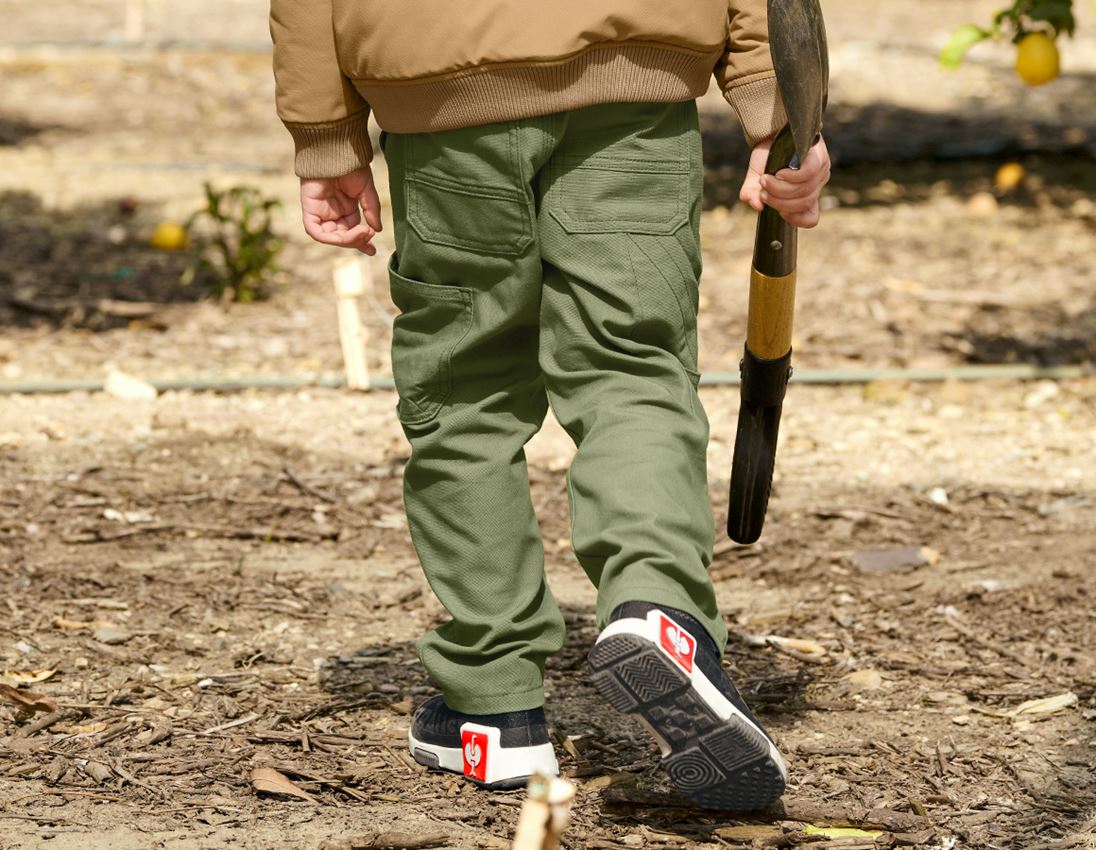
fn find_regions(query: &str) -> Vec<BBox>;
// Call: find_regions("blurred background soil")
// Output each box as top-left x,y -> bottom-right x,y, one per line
0,1 -> 1093,849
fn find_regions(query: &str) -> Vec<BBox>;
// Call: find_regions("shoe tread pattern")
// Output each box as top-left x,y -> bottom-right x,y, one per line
589,633 -> 785,811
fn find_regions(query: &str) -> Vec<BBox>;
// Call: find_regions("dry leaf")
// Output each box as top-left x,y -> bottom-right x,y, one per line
53,618 -> 117,631
583,773 -> 634,792
849,546 -> 938,573
44,756 -> 68,784
844,669 -> 884,691
1009,692 -> 1078,717
54,618 -> 92,630
388,697 -> 413,715
92,626 -> 133,645
82,761 -> 114,784
861,380 -> 911,404
737,631 -> 829,657
2,669 -> 57,686
72,598 -> 129,610
766,636 -> 828,656
251,766 -> 315,802
562,736 -> 582,761
0,683 -> 59,714
803,825 -> 884,839
715,826 -> 785,841
61,721 -> 109,735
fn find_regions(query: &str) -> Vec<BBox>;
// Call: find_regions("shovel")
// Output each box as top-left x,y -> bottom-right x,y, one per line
727,0 -> 829,544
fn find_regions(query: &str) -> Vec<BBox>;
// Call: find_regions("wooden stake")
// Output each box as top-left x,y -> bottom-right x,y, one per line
333,257 -> 372,391
511,774 -> 576,850
124,0 -> 146,43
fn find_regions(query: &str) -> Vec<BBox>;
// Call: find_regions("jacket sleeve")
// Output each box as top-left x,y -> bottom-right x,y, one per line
270,0 -> 373,178
714,0 -> 789,148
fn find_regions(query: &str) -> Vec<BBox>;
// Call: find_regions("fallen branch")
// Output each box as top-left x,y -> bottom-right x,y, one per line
64,523 -> 337,544
602,789 -> 932,833
197,712 -> 261,736
943,613 -> 1027,665
246,730 -> 378,749
780,802 -> 932,833
319,834 -> 448,850
282,462 -> 338,504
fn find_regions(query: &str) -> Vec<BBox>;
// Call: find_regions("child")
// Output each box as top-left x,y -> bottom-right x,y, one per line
271,0 -> 829,810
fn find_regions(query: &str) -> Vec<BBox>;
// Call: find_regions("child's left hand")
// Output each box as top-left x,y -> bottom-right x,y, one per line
738,135 -> 830,229
299,167 -> 384,254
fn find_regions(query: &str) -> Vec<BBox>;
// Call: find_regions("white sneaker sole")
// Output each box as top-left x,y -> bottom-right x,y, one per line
589,610 -> 787,811
408,723 -> 558,790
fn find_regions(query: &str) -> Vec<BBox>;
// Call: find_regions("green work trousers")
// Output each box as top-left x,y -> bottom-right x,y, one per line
382,101 -> 725,714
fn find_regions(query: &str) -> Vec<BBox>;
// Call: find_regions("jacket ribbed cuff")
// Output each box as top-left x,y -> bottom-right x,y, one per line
723,76 -> 788,148
285,110 -> 374,179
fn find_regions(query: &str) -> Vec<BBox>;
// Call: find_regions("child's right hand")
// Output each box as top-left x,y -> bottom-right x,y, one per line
299,167 -> 383,255
738,136 -> 830,229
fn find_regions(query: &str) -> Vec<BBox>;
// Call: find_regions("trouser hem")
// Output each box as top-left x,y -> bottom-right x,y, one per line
598,584 -> 727,652
442,685 -> 546,715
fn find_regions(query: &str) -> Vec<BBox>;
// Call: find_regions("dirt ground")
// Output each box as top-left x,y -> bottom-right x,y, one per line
1,1 -> 1095,849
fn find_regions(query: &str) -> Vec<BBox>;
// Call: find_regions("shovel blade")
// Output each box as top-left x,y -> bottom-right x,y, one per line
727,398 -> 784,544
768,0 -> 829,163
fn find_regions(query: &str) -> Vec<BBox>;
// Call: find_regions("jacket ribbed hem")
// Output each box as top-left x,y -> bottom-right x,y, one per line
285,110 -> 374,179
358,43 -> 722,134
723,76 -> 788,147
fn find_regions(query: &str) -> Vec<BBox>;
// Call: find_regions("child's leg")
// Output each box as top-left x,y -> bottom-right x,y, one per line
383,124 -> 564,714
537,101 -> 726,650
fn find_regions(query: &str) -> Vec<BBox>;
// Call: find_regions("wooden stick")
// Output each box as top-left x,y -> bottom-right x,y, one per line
124,0 -> 145,42
333,257 -> 372,391
511,774 -> 576,850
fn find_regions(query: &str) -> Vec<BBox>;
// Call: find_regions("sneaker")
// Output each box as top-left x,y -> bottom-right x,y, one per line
588,602 -> 787,811
407,695 -> 559,790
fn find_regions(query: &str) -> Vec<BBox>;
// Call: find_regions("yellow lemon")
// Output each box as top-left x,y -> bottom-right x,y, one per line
1015,33 -> 1060,86
994,162 -> 1025,193
149,221 -> 189,251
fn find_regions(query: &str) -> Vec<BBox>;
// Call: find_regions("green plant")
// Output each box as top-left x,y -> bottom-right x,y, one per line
183,183 -> 284,303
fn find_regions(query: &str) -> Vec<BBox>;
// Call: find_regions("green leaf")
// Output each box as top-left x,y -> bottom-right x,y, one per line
940,23 -> 991,69
1028,0 -> 1076,35
1028,1 -> 1071,21
185,182 -> 282,303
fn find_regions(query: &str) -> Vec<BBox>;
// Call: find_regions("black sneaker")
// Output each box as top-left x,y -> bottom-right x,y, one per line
407,695 -> 559,790
588,602 -> 787,811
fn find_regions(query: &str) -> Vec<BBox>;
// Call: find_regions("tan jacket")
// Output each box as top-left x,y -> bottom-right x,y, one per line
271,1 -> 786,178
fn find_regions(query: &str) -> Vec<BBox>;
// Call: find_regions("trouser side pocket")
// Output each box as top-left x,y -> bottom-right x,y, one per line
388,255 -> 475,427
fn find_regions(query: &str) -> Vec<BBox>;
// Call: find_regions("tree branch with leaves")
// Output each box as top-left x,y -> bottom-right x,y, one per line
941,0 -> 1076,85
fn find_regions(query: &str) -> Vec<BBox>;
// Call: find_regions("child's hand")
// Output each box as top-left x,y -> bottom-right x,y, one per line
299,167 -> 383,254
738,136 -> 830,229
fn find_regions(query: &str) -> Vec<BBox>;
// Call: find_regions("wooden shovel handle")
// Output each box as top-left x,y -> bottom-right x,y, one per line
747,124 -> 800,359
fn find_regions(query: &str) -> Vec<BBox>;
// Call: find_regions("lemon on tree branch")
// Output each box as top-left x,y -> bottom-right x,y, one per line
940,0 -> 1075,85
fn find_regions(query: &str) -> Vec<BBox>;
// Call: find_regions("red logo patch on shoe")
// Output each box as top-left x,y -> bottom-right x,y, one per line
659,615 -> 695,673
461,728 -> 488,781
